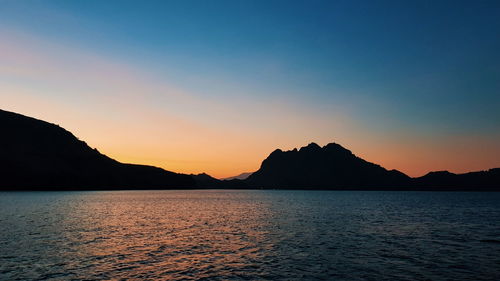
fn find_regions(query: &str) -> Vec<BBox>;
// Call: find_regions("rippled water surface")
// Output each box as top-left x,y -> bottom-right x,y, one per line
1,190 -> 500,280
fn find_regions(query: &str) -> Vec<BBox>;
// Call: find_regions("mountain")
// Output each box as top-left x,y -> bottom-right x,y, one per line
0,109 -> 195,190
245,143 -> 411,189
244,143 -> 500,190
221,172 -> 253,181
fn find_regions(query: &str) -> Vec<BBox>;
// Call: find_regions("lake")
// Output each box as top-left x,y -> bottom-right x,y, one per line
1,190 -> 499,280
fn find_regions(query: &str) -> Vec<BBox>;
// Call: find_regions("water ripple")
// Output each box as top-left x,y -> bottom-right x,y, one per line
0,190 -> 499,280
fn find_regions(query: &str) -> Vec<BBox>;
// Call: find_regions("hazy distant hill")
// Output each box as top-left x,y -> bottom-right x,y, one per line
0,109 -> 194,190
221,172 -> 253,181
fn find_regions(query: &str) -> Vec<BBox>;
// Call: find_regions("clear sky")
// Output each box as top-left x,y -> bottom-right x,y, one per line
1,0 -> 499,178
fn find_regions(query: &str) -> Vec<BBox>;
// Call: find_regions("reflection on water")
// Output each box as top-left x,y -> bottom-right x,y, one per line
1,190 -> 499,280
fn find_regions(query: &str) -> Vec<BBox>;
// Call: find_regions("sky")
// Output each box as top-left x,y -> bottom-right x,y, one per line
1,0 -> 499,178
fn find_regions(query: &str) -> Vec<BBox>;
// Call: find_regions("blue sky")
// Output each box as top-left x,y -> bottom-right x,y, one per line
1,0 -> 499,177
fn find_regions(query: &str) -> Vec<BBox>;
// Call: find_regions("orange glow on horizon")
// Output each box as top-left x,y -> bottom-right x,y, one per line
1,30 -> 499,179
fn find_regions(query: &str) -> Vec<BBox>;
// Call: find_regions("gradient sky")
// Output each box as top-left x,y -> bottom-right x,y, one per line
1,0 -> 499,178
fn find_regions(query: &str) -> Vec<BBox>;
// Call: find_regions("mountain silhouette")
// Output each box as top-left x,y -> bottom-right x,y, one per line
244,143 -> 499,190
0,109 -> 194,190
245,142 -> 411,189
1,109 -> 498,191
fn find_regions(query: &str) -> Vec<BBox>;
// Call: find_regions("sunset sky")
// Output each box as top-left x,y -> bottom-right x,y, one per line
1,0 -> 499,178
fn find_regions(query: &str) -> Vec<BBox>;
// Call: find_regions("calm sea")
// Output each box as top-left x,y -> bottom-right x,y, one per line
1,190 -> 499,280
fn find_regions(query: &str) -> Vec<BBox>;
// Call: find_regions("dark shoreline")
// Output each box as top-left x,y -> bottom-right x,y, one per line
1,187 -> 499,192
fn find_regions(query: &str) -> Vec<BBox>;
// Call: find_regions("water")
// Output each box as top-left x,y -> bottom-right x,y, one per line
1,191 -> 499,281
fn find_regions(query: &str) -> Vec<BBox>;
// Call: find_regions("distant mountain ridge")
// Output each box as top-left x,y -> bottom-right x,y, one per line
1,109 -> 498,191
413,169 -> 500,190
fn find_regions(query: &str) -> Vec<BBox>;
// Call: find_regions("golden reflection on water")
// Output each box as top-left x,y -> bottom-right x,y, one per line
59,191 -> 276,279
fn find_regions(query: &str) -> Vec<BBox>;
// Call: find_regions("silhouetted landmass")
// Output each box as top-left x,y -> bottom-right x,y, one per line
413,169 -> 500,191
191,173 -> 221,188
245,143 -> 412,189
1,109 -> 499,191
243,143 -> 500,190
191,173 -> 247,189
0,109 -> 194,190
